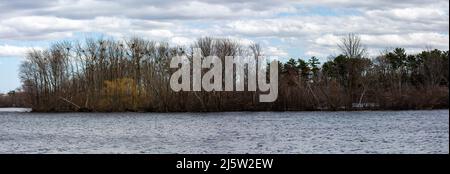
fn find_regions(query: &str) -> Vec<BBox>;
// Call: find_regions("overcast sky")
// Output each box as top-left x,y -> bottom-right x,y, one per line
0,0 -> 449,92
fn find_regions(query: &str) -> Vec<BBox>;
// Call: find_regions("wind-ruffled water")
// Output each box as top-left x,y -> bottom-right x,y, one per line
0,110 -> 448,154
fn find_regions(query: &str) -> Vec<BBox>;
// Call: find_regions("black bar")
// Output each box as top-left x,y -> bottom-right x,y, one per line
0,154 -> 447,172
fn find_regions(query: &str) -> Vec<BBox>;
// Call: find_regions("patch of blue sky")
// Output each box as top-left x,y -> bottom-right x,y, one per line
0,39 -> 50,48
285,47 -> 306,59
0,57 -> 22,93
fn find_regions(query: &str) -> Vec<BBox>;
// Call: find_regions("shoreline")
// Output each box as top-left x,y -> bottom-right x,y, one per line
1,107 -> 448,113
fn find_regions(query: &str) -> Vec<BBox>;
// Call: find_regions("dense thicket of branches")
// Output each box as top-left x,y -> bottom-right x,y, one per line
17,36 -> 448,112
0,90 -> 28,107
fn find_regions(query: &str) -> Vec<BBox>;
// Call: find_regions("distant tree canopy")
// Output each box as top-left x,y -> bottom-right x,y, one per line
18,35 -> 449,112
0,90 -> 28,108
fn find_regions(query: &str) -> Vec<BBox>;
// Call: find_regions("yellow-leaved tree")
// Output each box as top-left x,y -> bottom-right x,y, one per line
100,78 -> 138,111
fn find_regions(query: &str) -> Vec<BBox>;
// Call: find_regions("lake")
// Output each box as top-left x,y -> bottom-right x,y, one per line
0,110 -> 448,154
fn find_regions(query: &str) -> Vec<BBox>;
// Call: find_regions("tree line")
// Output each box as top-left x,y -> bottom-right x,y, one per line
15,34 -> 448,112
0,90 -> 28,107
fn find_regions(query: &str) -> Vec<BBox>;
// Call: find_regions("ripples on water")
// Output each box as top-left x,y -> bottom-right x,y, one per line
0,110 -> 448,154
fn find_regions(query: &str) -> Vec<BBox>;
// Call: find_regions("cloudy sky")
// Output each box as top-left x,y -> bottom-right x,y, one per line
0,0 -> 449,92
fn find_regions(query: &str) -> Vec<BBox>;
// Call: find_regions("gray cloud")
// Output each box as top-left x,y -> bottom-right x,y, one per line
0,0 -> 448,58
1,0 -> 294,20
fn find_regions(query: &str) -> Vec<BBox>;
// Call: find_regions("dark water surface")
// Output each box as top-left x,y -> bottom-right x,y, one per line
0,110 -> 448,154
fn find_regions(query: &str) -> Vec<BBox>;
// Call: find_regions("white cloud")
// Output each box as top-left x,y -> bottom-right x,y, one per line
170,36 -> 194,46
298,0 -> 448,10
314,34 -> 341,47
0,0 -> 296,20
0,45 -> 42,58
361,33 -> 449,48
366,7 -> 448,21
312,32 -> 449,57
264,46 -> 288,57
315,32 -> 449,49
0,16 -> 82,40
226,19 -> 322,37
0,0 -> 448,59
236,38 -> 255,47
0,16 -> 176,40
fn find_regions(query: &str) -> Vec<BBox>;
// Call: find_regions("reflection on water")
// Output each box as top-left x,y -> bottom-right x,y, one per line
0,108 -> 32,112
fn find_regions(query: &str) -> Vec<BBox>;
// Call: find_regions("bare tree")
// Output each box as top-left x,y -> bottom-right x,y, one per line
17,36 -> 448,112
338,33 -> 367,59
